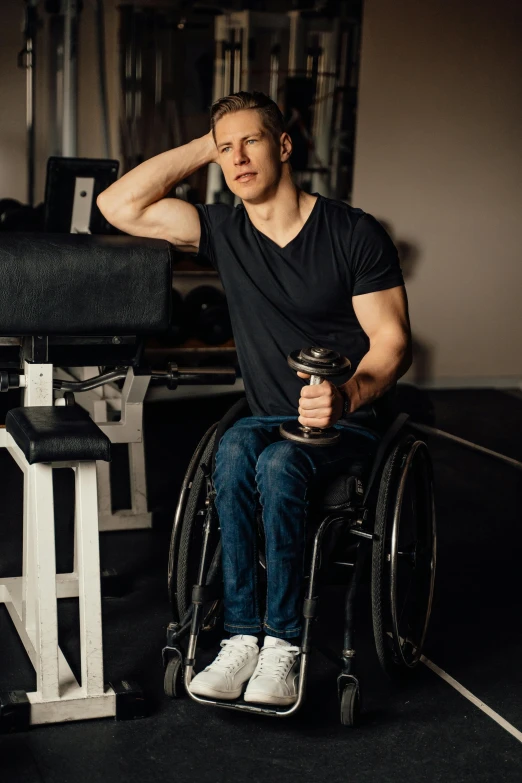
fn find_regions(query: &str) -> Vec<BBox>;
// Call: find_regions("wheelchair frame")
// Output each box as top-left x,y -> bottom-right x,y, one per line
163,404 -> 437,726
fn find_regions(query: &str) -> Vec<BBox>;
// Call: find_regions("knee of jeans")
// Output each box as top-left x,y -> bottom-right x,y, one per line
216,427 -> 247,465
214,426 -> 259,483
255,441 -> 314,488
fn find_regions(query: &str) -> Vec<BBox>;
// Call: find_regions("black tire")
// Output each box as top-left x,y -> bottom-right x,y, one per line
164,656 -> 183,698
340,683 -> 360,727
167,423 -> 217,619
371,434 -> 436,676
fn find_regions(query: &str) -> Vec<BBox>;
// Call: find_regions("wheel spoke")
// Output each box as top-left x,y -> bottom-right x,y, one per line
397,547 -> 416,565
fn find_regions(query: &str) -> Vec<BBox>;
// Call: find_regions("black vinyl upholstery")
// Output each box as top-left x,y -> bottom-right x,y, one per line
6,406 -> 111,464
0,233 -> 173,335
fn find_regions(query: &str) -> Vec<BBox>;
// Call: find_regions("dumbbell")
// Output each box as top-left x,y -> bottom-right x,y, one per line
279,346 -> 351,446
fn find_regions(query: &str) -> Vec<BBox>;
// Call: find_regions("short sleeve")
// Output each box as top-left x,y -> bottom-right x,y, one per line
194,203 -> 234,270
350,214 -> 404,296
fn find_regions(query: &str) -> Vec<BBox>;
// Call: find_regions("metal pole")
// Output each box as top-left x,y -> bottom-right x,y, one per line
18,0 -> 39,206
409,422 -> 522,472
62,0 -> 79,157
205,15 -> 227,203
95,0 -> 110,158
48,11 -> 64,157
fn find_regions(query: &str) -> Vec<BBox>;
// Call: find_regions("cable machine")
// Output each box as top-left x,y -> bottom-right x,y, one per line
206,8 -> 362,204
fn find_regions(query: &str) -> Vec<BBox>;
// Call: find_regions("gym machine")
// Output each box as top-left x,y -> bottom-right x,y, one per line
42,155 -> 155,533
206,7 -> 361,204
0,233 -> 235,729
5,0 -> 111,224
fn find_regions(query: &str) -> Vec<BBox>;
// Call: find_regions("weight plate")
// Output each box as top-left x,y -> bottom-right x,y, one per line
279,420 -> 341,446
287,348 -> 351,377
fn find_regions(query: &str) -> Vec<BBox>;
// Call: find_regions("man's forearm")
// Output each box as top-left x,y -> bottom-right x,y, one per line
341,337 -> 412,413
98,133 -> 216,216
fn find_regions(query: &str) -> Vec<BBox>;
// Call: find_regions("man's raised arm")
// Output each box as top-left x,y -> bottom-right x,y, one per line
97,132 -> 218,252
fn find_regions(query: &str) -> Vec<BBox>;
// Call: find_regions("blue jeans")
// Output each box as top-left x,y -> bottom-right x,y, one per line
213,415 -> 381,640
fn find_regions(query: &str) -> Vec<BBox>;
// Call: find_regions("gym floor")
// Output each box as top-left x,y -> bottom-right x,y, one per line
1,388 -> 521,782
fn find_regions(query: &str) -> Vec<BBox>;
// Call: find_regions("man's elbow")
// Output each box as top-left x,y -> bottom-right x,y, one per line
96,191 -> 113,221
97,192 -> 133,231
97,191 -> 119,221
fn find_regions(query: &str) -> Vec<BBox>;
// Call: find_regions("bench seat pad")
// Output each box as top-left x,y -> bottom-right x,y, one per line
5,406 -> 111,464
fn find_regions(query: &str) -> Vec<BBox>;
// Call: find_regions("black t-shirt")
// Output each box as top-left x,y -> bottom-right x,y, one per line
195,194 -> 404,420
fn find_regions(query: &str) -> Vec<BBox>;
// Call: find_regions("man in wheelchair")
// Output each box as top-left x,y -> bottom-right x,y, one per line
98,91 -> 412,709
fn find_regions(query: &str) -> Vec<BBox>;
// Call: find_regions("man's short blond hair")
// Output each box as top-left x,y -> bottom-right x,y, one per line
210,91 -> 286,146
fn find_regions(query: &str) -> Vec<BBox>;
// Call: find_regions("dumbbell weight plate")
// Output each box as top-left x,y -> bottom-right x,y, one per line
281,419 -> 341,446
287,346 -> 351,377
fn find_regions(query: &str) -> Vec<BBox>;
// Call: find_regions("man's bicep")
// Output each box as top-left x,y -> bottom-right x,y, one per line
352,286 -> 411,345
135,198 -> 201,252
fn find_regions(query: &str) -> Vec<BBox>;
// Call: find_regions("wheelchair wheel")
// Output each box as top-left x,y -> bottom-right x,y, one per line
339,683 -> 360,727
164,656 -> 183,698
168,423 -> 222,626
371,433 -> 436,675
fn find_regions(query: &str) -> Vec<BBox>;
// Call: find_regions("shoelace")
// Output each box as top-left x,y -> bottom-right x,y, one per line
254,645 -> 300,680
205,639 -> 256,674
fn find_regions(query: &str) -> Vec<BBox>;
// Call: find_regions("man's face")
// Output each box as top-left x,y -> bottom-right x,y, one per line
214,109 -> 291,202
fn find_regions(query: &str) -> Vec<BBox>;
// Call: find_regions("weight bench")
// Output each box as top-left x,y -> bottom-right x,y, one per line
0,233 -> 173,729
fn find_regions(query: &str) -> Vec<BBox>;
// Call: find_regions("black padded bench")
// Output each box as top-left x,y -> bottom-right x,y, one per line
6,406 -> 111,465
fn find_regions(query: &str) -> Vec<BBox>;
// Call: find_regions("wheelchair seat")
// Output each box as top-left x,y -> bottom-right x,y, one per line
320,473 -> 366,511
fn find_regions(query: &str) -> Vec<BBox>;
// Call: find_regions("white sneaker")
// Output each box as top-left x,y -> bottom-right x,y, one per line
244,636 -> 300,706
188,635 -> 259,700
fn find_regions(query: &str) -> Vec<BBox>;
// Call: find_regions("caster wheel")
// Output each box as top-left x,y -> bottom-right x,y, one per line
164,656 -> 184,698
339,683 -> 360,727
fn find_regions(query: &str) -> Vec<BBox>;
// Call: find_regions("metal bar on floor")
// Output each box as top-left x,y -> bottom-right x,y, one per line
409,422 -> 522,472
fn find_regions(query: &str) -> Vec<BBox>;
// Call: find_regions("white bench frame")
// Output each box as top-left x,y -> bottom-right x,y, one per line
53,366 -> 152,532
0,361 -> 117,725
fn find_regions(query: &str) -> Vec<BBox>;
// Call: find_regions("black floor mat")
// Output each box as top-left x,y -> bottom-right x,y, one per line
1,389 -> 521,782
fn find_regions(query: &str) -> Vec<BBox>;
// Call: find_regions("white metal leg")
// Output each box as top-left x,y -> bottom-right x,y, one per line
53,366 -> 153,531
128,437 -> 149,517
22,464 -> 36,630
31,462 -> 60,701
74,461 -> 105,696
0,431 -> 117,725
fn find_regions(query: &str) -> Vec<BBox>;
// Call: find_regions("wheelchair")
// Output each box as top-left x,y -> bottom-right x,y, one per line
162,392 -> 436,726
